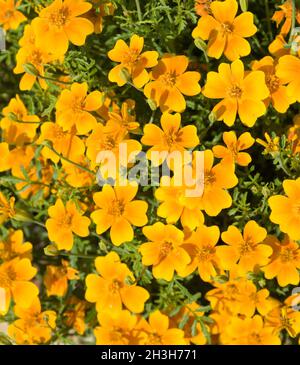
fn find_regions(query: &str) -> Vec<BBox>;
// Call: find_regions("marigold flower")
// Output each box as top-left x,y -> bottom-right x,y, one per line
192,0 -> 257,61
262,235 -> 300,287
32,0 -> 94,55
141,112 -> 199,168
91,183 -> 148,246
268,178 -> 300,240
272,0 -> 300,36
265,303 -> 300,338
63,296 -> 87,335
144,55 -> 201,112
46,199 -> 91,250
276,55 -> 300,103
44,260 -> 79,297
56,82 -> 103,135
198,150 -> 238,216
0,142 -> 10,172
137,310 -> 186,345
1,95 -> 40,145
220,315 -> 281,345
195,0 -> 212,17
218,220 -> 271,273
256,132 -> 280,154
108,34 -> 159,88
212,131 -> 254,166
0,0 -> 26,31
203,59 -> 269,127
38,122 -> 85,164
84,0 -> 115,34
0,258 -> 38,315
85,251 -> 149,313
251,56 -> 293,113
8,297 -> 56,344
139,222 -> 191,281
62,157 -> 95,188
0,192 -> 15,224
106,99 -> 140,135
178,224 -> 222,282
0,230 -> 32,262
94,309 -> 140,345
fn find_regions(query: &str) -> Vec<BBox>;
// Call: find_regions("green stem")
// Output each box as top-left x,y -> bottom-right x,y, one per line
264,0 -> 272,40
278,153 -> 293,177
58,252 -> 96,259
135,0 -> 142,21
44,144 -> 96,176
39,74 -> 72,85
15,177 -> 51,188
289,0 -> 296,44
160,0 -> 172,23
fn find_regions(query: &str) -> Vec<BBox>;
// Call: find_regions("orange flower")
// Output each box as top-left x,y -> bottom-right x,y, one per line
8,297 -> 56,344
91,183 -> 148,246
203,59 -> 269,127
268,178 -> 300,240
1,95 -> 40,145
0,142 -> 10,172
0,258 -> 38,315
139,222 -> 191,281
141,112 -> 199,168
137,310 -> 186,345
94,309 -> 140,345
212,131 -> 254,166
144,55 -> 201,112
106,99 -> 140,135
179,224 -> 222,282
62,157 -> 95,188
108,34 -> 159,88
0,0 -> 26,31
220,315 -> 281,345
251,56 -> 293,113
46,199 -> 91,250
56,82 -> 103,135
192,0 -> 257,61
262,235 -> 300,287
198,150 -> 238,216
195,0 -> 212,17
256,132 -> 280,155
0,230 -> 32,262
38,122 -> 85,164
85,251 -> 149,313
218,221 -> 272,273
44,260 -> 79,297
272,0 -> 300,36
0,192 -> 15,224
63,296 -> 87,335
265,303 -> 300,338
32,0 -> 94,55
84,0 -> 115,33
276,55 -> 300,103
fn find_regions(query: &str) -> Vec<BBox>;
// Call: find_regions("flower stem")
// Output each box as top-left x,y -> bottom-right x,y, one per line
135,0 -> 142,21
289,0 -> 296,44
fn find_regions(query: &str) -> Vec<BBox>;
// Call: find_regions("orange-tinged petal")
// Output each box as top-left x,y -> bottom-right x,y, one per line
84,91 -> 103,111
176,72 -> 201,96
233,12 -> 257,37
85,274 -> 104,303
213,98 -> 238,126
115,184 -> 138,203
210,0 -> 238,23
12,282 -> 39,308
283,179 -> 300,199
207,31 -> 226,59
224,35 -> 251,61
238,99 -> 266,127
108,64 -> 127,86
149,311 -> 169,334
14,259 -> 37,281
91,210 -> 113,234
64,17 -> 93,45
124,200 -> 148,226
192,15 -> 220,40
142,124 -> 164,146
110,217 -> 133,245
243,220 -> 267,244
129,34 -> 144,53
108,39 -> 129,62
221,225 -> 244,246
120,286 -> 149,313
166,88 -> 186,112
243,70 -> 269,100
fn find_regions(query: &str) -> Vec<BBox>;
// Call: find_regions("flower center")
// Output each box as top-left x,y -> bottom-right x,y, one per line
266,73 -> 280,93
249,332 -> 262,344
239,238 -> 254,255
280,248 -> 297,263
109,279 -> 122,293
28,50 -> 43,66
58,214 -> 73,229
197,245 -> 215,261
164,128 -> 182,147
122,49 -> 140,67
228,142 -> 239,157
48,6 -> 70,28
71,96 -> 86,113
204,171 -> 216,186
108,199 -> 125,217
5,10 -> 14,19
110,327 -> 130,344
228,85 -> 243,98
159,241 -> 173,260
161,71 -> 178,87
147,332 -> 163,344
103,136 -> 117,150
0,266 -> 16,288
221,22 -> 234,34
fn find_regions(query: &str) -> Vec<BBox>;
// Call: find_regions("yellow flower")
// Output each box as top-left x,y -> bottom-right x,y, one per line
108,34 -> 159,88
276,55 -> 300,103
268,178 -> 300,240
198,150 -> 238,216
251,56 -> 293,113
220,315 -> 281,345
139,222 -> 191,281
8,297 -> 56,344
144,55 -> 201,112
83,0 -> 115,34
265,303 -> 300,338
0,192 -> 15,224
203,59 -> 269,127
141,112 -> 199,168
195,0 -> 212,17
0,0 -> 26,31
272,0 -> 300,36
63,296 -> 87,335
192,0 -> 257,61
38,122 -> 85,164
218,220 -> 271,273
0,258 -> 38,315
62,157 -> 95,188
0,142 -> 11,172
106,99 -> 140,135
1,95 -> 40,145
94,309 -> 140,345
212,131 -> 254,166
46,199 -> 91,250
32,0 -> 94,55
44,260 -> 79,297
262,235 -> 300,287
56,82 -> 103,135
0,230 -> 32,262
178,224 -> 222,282
137,310 -> 186,345
85,251 -> 149,313
256,132 -> 280,154
91,183 -> 148,246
